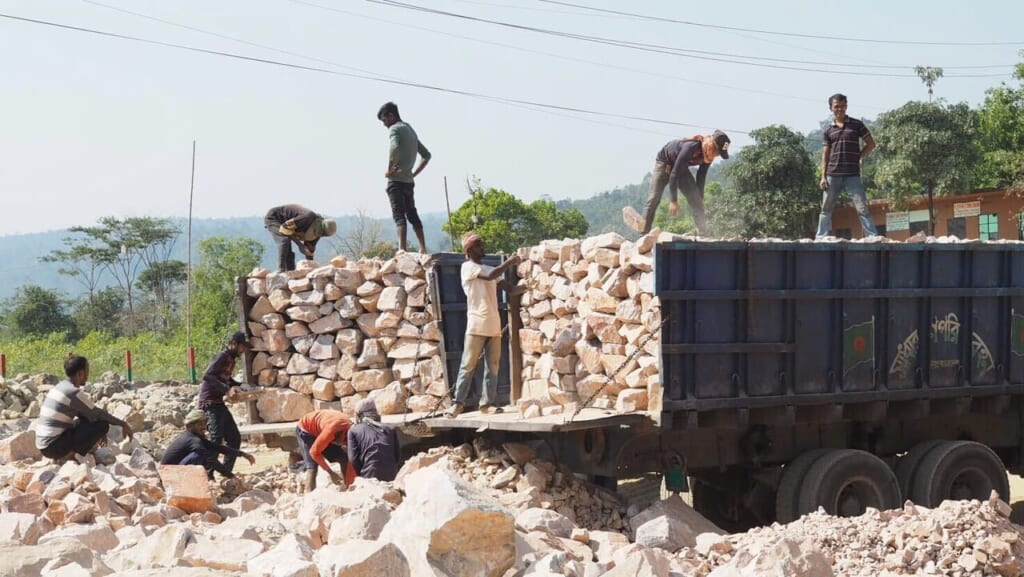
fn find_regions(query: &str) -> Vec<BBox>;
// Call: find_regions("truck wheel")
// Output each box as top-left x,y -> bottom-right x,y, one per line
690,476 -> 773,533
796,449 -> 901,518
895,440 -> 945,500
908,441 -> 1010,507
775,449 -> 831,523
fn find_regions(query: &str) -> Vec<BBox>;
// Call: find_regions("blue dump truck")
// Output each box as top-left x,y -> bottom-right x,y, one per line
241,240 -> 1024,531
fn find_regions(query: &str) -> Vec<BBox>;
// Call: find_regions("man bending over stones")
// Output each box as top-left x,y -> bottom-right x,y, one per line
347,399 -> 400,482
297,409 -> 355,491
35,354 -> 134,460
161,409 -> 255,480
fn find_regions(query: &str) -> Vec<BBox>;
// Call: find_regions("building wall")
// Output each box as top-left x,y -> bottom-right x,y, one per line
831,190 -> 1024,241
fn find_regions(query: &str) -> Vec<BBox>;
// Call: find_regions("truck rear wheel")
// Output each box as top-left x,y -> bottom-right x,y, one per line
895,440 -> 945,500
795,449 -> 901,519
908,441 -> 1009,507
775,449 -> 831,523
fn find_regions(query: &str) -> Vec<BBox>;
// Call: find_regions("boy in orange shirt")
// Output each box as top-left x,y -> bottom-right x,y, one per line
296,409 -> 355,491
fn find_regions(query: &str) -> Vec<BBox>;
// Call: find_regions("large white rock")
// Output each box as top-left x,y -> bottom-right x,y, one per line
309,335 -> 339,360
0,431 -> 40,463
310,313 -> 346,334
327,503 -> 393,544
630,496 -> 722,552
257,389 -> 315,423
38,523 -> 118,553
182,534 -> 264,572
314,540 -> 410,577
0,512 -> 43,545
107,525 -> 195,571
515,508 -> 576,539
352,369 -> 393,393
247,533 -> 318,577
380,465 -> 515,577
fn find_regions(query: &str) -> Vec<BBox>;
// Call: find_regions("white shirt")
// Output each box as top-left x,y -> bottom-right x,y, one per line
461,260 -> 500,337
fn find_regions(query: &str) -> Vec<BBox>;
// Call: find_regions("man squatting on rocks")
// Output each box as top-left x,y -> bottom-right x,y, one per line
378,101 -> 431,253
816,93 -> 878,239
296,409 -> 356,492
264,204 -> 338,272
446,231 -> 523,418
197,331 -> 250,477
161,409 -> 255,480
347,399 -> 400,482
635,130 -> 731,235
35,354 -> 134,460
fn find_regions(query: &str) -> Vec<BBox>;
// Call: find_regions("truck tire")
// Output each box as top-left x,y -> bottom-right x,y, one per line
895,440 -> 945,500
908,441 -> 1010,508
795,449 -> 901,518
775,449 -> 832,523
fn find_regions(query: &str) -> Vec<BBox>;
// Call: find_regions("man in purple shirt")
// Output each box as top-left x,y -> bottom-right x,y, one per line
816,93 -> 879,239
633,130 -> 731,235
198,331 -> 250,474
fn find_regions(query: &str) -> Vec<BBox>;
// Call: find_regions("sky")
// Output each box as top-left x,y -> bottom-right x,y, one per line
1,0 -> 1022,236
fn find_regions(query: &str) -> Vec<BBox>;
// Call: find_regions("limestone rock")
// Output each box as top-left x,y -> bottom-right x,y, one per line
315,540 -> 411,577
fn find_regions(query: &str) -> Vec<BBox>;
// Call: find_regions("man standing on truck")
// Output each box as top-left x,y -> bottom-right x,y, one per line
627,130 -> 731,236
198,331 -> 250,476
264,204 -> 337,272
36,354 -> 134,460
815,93 -> 878,239
446,231 -> 522,418
296,409 -> 355,492
378,101 -> 431,253
347,399 -> 400,482
161,409 -> 255,480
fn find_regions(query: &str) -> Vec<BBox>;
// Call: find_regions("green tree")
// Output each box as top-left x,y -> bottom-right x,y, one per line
443,184 -> 589,253
915,66 -> 945,101
192,237 -> 264,337
362,241 -> 398,260
2,285 -> 75,339
137,260 -> 188,331
707,125 -> 820,238
72,287 -> 125,337
975,55 -> 1024,189
874,101 -> 980,233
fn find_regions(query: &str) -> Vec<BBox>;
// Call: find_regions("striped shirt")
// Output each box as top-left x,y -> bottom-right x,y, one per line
35,380 -> 126,449
824,116 -> 870,176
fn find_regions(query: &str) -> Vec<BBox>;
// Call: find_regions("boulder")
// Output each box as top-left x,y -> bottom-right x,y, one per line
0,431 -> 40,463
107,524 -> 195,571
352,369 -> 393,393
629,496 -> 722,549
38,523 -> 118,553
182,534 -> 264,572
314,540 -> 410,577
257,389 -> 315,423
0,539 -> 99,577
0,512 -> 43,545
380,465 -> 515,577
327,503 -> 392,544
247,533 -> 318,577
157,465 -> 214,513
516,508 -> 576,539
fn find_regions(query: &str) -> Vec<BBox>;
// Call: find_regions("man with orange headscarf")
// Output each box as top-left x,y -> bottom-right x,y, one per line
446,231 -> 522,417
630,130 -> 731,236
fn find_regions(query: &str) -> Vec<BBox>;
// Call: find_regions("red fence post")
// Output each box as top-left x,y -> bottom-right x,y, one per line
125,350 -> 133,383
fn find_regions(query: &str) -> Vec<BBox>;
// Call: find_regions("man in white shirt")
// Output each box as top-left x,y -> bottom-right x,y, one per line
447,231 -> 522,417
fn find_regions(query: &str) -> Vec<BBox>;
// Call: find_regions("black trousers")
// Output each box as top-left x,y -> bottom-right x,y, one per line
266,225 -> 296,272
204,404 -> 241,474
386,181 -> 423,229
39,418 -> 109,459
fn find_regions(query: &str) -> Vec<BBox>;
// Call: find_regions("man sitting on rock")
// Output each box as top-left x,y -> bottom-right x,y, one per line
35,354 -> 134,460
446,231 -> 523,417
198,331 -> 250,477
296,409 -> 355,491
161,409 -> 255,480
347,399 -> 400,482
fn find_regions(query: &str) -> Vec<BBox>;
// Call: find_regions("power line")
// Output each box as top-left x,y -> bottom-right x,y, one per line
289,0 -> 882,110
366,0 -> 1012,76
539,0 -> 1024,48
0,12 -> 748,135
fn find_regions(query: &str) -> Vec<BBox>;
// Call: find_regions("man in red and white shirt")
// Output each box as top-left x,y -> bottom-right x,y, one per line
446,231 -> 521,417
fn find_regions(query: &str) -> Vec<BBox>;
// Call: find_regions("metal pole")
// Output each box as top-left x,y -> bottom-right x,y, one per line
187,141 -> 197,383
444,176 -> 457,251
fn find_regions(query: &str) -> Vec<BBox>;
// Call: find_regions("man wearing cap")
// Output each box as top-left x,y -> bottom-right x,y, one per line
198,331 -> 250,476
446,231 -> 522,417
36,354 -> 134,461
378,101 -> 431,253
161,409 -> 255,480
816,93 -> 878,239
630,130 -> 731,236
264,204 -> 337,272
296,409 -> 355,492
347,399 -> 400,482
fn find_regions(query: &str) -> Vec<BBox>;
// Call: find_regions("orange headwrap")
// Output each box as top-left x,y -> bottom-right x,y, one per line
461,231 -> 482,252
691,134 -> 719,164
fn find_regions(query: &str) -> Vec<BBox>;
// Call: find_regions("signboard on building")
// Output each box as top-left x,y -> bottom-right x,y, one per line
886,211 -> 910,231
954,201 -> 981,218
909,210 -> 930,223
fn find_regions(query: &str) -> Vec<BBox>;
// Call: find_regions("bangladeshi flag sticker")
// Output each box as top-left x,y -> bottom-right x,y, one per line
844,318 -> 875,374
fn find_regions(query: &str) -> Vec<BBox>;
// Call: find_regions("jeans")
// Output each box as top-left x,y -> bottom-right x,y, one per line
39,418 -> 109,459
816,175 -> 878,239
452,333 -> 502,406
642,161 -> 708,235
296,426 -> 348,470
204,404 -> 240,474
266,225 -> 296,272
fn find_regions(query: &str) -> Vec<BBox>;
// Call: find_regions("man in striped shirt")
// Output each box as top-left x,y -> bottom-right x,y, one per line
35,355 -> 134,460
816,93 -> 879,239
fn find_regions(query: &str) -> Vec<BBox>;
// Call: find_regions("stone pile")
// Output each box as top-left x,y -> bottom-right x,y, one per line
244,253 -> 448,422
513,230 -> 672,418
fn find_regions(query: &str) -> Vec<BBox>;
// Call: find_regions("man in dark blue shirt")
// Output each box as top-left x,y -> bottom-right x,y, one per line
816,93 -> 879,239
347,399 -> 400,482
198,331 -> 250,475
161,410 -> 255,480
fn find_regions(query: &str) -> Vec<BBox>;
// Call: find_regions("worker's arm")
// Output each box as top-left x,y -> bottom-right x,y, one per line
68,390 -> 133,440
860,131 -> 876,159
347,428 -> 362,477
412,140 -> 431,177
498,279 -> 526,296
477,254 -> 521,281
820,143 -> 831,190
202,352 -> 234,395
279,209 -> 319,238
695,163 -> 710,197
202,437 -> 254,464
669,140 -> 701,202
